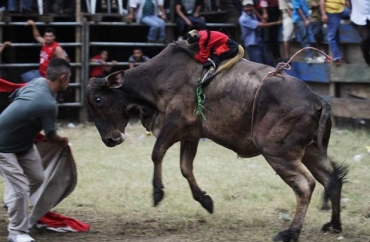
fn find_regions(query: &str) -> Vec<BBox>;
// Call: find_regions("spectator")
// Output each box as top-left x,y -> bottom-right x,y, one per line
309,0 -> 326,62
320,0 -> 350,65
292,0 -> 316,63
127,0 -> 167,43
0,58 -> 70,242
350,0 -> 370,66
0,41 -> 12,55
128,48 -> 151,69
175,0 -> 206,40
7,0 -> 34,13
239,0 -> 281,66
101,0 -> 118,11
22,20 -> 67,83
278,0 -> 294,61
262,0 -> 283,63
90,50 -> 117,78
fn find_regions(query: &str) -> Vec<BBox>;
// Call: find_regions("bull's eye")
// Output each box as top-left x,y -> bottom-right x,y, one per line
94,97 -> 103,106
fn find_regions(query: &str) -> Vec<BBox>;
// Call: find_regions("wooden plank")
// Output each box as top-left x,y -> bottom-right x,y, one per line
329,63 -> 370,83
284,62 -> 329,83
330,98 -> 370,119
339,83 -> 370,99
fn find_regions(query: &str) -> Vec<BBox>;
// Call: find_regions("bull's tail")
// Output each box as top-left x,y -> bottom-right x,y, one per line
199,45 -> 245,87
317,99 -> 349,214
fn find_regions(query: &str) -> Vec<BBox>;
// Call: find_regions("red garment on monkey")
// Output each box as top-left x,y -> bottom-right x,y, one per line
194,30 -> 230,64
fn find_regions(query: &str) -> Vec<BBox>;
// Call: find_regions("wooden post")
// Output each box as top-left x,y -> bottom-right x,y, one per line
75,0 -> 87,122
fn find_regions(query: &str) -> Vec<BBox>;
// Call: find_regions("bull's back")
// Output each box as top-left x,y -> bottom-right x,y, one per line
200,60 -> 274,156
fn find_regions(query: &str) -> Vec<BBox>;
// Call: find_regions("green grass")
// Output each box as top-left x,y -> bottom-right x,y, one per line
1,122 -> 370,241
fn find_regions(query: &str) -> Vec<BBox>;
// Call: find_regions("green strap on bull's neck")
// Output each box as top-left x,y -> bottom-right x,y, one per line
196,78 -> 206,120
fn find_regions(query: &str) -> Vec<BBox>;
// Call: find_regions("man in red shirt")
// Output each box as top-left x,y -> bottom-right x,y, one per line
22,20 -> 67,82
175,29 -> 241,73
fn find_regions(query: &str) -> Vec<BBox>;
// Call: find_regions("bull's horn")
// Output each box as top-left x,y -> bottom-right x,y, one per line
106,70 -> 125,89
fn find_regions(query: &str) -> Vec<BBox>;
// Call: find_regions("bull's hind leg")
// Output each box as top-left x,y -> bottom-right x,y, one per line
302,144 -> 348,233
180,140 -> 213,213
263,155 -> 316,242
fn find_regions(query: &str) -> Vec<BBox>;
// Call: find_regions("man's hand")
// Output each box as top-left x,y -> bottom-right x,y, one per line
160,13 -> 167,21
185,19 -> 193,26
304,19 -> 310,26
112,60 -> 118,65
59,137 -> 69,147
127,13 -> 134,22
26,19 -> 35,26
321,14 -> 328,23
2,41 -> 12,47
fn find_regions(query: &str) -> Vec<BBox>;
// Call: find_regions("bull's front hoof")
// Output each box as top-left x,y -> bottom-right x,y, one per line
273,229 -> 299,242
321,221 -> 342,233
198,194 -> 214,214
153,188 -> 164,206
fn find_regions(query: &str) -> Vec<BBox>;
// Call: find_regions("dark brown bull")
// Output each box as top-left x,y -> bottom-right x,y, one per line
85,41 -> 348,242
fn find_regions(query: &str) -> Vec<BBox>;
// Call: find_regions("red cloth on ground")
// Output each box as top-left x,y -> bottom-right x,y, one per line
0,78 -> 26,92
38,211 -> 90,232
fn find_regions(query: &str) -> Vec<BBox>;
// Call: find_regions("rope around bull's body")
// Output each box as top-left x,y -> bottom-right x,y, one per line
250,47 -> 333,140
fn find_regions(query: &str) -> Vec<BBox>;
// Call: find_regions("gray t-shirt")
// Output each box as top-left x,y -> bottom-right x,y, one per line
0,78 -> 57,153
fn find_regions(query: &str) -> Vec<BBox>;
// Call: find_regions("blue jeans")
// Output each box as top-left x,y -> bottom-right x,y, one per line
21,69 -> 41,83
327,8 -> 350,61
141,15 -> 166,42
246,44 -> 274,67
294,20 -> 313,58
8,0 -> 33,11
176,16 -> 206,37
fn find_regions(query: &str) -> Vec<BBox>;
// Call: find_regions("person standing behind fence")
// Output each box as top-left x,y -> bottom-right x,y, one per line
127,0 -> 167,43
262,0 -> 283,63
175,0 -> 206,40
309,0 -> 326,63
291,0 -> 317,63
0,58 -> 70,242
239,0 -> 281,66
278,0 -> 294,62
128,48 -> 151,69
22,20 -> 67,82
320,0 -> 350,65
89,50 -> 117,78
350,0 -> 370,66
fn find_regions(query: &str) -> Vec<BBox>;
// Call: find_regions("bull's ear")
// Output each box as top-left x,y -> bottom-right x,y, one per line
106,70 -> 125,88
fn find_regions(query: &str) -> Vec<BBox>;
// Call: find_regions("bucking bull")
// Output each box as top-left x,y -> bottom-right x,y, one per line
85,40 -> 348,242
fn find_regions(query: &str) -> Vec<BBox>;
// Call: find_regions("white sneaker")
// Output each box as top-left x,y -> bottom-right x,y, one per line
305,57 -> 315,63
8,234 -> 35,242
315,55 -> 327,63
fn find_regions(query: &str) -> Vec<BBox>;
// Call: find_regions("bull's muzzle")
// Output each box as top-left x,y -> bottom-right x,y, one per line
103,132 -> 125,147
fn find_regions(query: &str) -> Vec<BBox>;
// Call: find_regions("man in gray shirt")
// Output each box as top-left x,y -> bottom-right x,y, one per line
0,58 -> 70,242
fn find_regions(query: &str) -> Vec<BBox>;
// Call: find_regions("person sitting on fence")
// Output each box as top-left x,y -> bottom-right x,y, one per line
127,0 -> 167,43
0,41 -> 11,55
128,48 -> 151,69
89,50 -> 118,78
175,0 -> 206,40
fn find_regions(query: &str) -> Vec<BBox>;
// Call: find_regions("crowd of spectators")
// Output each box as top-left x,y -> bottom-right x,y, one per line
0,0 -> 369,80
